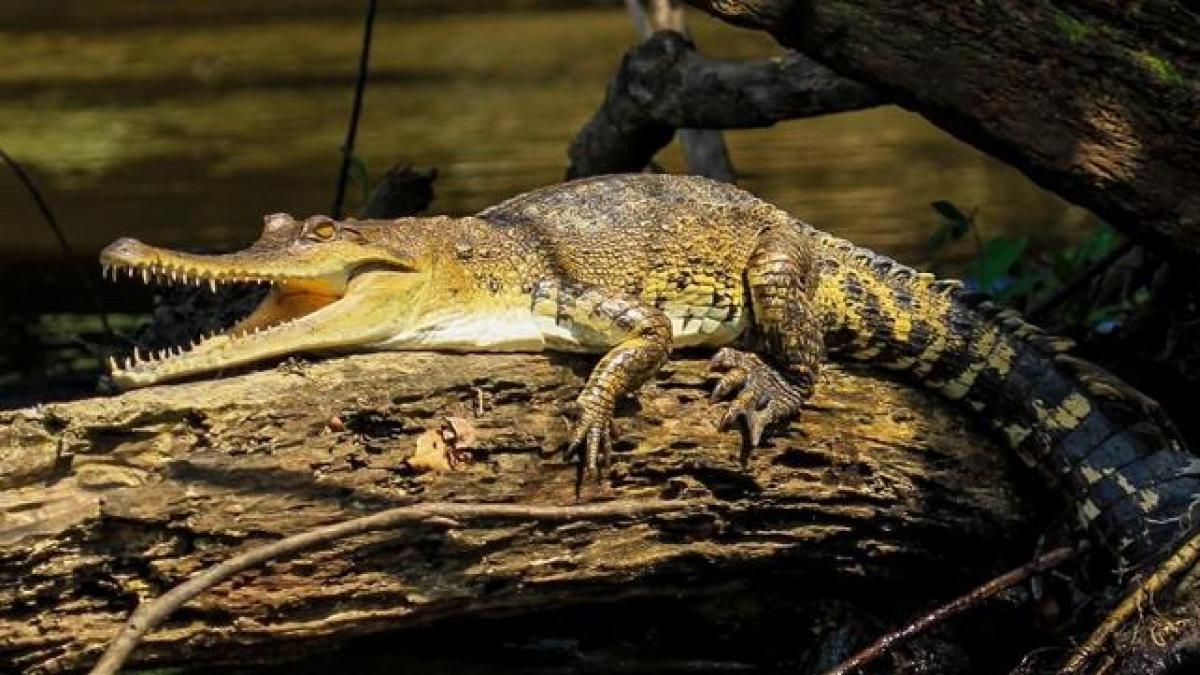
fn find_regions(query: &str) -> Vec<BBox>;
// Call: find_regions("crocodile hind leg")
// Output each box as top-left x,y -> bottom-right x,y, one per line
710,226 -> 825,446
540,284 -> 673,480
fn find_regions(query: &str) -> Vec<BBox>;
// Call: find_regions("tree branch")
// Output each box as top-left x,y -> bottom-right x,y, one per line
826,545 -> 1080,675
626,0 -> 738,182
1060,531 -> 1200,674
566,31 -> 883,179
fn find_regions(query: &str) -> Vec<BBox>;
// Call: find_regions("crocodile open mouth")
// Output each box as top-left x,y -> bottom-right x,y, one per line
99,236 -> 394,389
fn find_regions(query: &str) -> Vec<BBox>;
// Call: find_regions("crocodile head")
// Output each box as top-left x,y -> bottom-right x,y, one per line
101,213 -> 442,389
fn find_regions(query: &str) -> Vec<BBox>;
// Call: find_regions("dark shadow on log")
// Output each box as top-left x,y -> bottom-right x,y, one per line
566,31 -> 883,179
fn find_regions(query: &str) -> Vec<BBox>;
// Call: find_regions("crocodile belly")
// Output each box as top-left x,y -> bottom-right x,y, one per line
664,302 -> 747,348
531,301 -> 746,352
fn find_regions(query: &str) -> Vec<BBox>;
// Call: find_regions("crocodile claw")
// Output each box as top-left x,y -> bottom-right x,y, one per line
566,416 -> 614,489
708,347 -> 807,448
709,364 -> 747,402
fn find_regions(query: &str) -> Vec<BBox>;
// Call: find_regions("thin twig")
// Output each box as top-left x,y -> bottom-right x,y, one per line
1,149 -> 112,336
331,0 -> 378,219
89,498 -> 693,675
1059,531 -> 1200,673
825,545 -> 1080,675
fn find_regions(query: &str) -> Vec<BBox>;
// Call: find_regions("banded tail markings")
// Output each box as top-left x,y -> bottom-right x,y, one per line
805,222 -> 1200,564
1055,354 -> 1186,453
935,322 -> 1000,400
921,307 -> 997,398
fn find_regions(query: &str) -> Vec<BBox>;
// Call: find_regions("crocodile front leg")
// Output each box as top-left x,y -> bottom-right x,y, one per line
536,283 -> 673,481
711,226 -> 825,447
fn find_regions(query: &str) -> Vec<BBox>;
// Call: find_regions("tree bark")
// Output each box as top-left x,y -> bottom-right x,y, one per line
685,0 -> 1200,254
0,352 -> 1031,673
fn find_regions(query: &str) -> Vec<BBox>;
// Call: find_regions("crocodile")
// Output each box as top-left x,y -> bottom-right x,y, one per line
100,173 -> 1200,566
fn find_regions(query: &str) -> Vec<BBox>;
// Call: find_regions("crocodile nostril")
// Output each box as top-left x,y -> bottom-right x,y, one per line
101,237 -> 147,258
263,213 -> 295,231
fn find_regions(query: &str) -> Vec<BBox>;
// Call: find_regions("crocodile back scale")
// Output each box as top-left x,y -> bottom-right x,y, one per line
99,173 -> 1200,565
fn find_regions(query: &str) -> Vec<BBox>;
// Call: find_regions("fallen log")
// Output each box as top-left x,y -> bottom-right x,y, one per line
0,352 -> 1032,673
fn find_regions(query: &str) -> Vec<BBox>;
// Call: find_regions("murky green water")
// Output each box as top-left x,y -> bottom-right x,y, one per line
1,4 -> 1093,309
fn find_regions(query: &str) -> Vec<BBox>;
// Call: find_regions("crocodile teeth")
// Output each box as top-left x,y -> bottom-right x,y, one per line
209,278 -> 217,293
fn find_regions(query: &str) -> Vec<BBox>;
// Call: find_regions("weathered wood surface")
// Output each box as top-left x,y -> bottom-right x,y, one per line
0,352 -> 1031,673
684,0 -> 1200,253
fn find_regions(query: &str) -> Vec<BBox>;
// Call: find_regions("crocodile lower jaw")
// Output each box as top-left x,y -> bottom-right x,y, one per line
103,275 -> 346,388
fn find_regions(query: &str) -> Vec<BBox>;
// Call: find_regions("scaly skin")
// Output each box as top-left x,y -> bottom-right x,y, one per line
100,174 -> 1200,565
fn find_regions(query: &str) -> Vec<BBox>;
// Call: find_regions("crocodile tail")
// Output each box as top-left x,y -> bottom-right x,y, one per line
807,227 -> 1200,565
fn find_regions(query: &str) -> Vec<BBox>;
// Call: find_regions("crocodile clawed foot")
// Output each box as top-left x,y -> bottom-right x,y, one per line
566,415 -> 615,492
708,347 -> 807,448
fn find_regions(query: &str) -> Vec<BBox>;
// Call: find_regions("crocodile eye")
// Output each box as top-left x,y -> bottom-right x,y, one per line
312,222 -> 337,240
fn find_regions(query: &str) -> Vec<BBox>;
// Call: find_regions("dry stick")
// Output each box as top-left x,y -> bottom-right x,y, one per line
1,149 -> 113,336
1059,531 -> 1200,674
89,498 -> 694,675
331,0 -> 378,219
825,545 -> 1079,675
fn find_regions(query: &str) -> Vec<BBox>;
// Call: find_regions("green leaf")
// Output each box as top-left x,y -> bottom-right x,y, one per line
931,200 -> 969,224
931,200 -> 973,241
1048,250 -> 1074,280
1085,303 -> 1125,327
1075,222 -> 1117,265
970,236 -> 1028,290
928,226 -> 950,251
994,268 -> 1045,304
